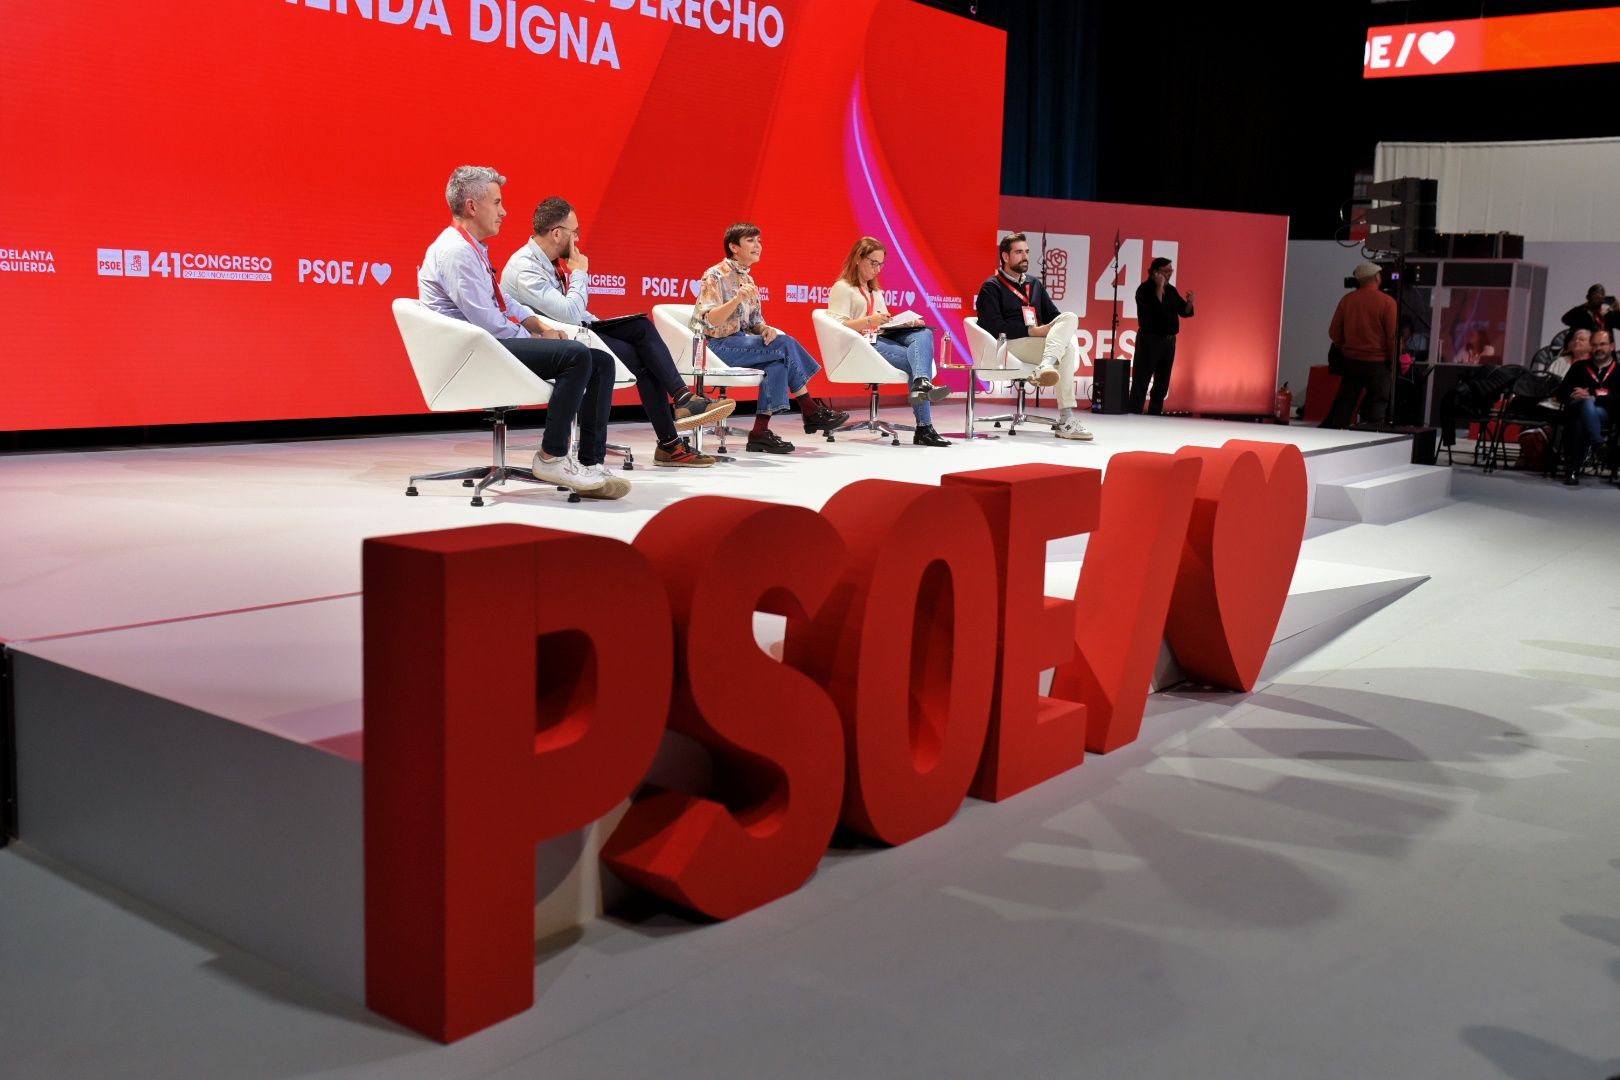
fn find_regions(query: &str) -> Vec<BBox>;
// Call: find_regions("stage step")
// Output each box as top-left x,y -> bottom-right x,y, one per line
1313,464 -> 1452,524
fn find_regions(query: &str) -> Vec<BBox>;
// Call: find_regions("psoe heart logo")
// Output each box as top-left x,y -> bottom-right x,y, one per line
640,275 -> 699,299
297,259 -> 391,285
1365,25 -> 1460,72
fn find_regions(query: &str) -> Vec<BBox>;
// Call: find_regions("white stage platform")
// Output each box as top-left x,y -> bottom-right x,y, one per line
0,411 -> 1433,1007
0,409 -> 1417,643
54,410 -> 1620,1078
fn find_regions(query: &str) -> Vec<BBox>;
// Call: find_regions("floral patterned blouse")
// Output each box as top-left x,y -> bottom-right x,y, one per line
694,258 -> 766,338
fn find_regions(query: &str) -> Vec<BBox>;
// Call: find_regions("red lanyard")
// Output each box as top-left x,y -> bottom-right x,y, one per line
454,225 -> 507,315
860,284 -> 875,316
1000,271 -> 1031,306
555,257 -> 571,296
1593,361 -> 1616,389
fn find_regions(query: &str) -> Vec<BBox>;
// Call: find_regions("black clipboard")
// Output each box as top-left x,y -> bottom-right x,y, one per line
588,312 -> 648,332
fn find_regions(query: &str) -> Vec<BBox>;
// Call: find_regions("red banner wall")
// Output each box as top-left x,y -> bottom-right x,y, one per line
1000,195 -> 1287,415
0,2 -> 1004,430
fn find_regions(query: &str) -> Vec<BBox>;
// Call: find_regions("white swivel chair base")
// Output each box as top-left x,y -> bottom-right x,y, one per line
689,385 -> 745,462
831,384 -> 913,446
406,407 -> 582,506
978,380 -> 1058,436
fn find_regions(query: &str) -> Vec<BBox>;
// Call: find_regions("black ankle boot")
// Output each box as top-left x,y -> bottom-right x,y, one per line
803,404 -> 850,434
912,424 -> 950,447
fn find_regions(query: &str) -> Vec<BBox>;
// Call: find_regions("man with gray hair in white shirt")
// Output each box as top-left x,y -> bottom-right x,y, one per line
417,165 -> 627,499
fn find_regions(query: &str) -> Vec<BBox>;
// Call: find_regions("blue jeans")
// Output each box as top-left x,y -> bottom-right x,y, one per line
1564,395 -> 1614,468
871,327 -> 935,424
499,337 -> 612,464
706,332 -> 821,414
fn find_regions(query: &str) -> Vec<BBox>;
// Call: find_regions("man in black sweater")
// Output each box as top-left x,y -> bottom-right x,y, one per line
1130,257 -> 1195,414
974,232 -> 1091,440
1556,328 -> 1619,484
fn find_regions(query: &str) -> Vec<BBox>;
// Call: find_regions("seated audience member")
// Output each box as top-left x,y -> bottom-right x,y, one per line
1502,330 -> 1588,469
974,232 -> 1091,440
1555,328 -> 1619,485
417,165 -> 625,499
1561,284 -> 1608,334
828,236 -> 951,447
502,196 -> 733,469
1514,329 -> 1589,420
1552,328 -> 1591,381
695,223 -> 848,454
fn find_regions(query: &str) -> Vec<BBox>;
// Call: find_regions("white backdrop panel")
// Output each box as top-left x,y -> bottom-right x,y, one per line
1376,138 -> 1620,241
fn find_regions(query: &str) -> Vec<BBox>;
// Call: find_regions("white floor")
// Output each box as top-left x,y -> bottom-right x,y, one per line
3,416 -> 1619,1079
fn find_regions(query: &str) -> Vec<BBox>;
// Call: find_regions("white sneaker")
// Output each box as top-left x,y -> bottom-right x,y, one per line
1031,359 -> 1060,387
1054,418 -> 1094,441
531,451 -> 604,492
575,462 -> 632,500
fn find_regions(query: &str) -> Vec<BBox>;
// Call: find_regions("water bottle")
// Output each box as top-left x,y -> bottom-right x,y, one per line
691,330 -> 708,373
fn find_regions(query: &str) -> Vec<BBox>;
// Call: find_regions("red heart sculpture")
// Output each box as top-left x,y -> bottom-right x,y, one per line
1164,440 -> 1307,691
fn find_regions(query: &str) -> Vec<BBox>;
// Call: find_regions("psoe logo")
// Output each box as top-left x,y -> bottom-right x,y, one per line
1365,27 -> 1457,71
1042,249 -> 1068,301
97,248 -> 151,276
641,275 -> 700,299
297,259 -> 392,286
786,284 -> 830,304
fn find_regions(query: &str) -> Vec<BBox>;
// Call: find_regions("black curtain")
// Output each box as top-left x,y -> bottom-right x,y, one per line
999,1 -> 1101,201
922,0 -> 1620,238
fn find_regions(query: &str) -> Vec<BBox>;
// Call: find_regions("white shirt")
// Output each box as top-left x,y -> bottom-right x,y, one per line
501,237 -> 592,326
417,226 -> 536,340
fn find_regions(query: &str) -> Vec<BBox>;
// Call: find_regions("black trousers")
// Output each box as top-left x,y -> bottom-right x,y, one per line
592,316 -> 687,444
1129,332 -> 1177,414
499,337 -> 614,465
1322,359 -> 1392,429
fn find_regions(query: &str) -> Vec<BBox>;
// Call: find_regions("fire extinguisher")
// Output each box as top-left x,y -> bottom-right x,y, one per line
1274,382 -> 1293,425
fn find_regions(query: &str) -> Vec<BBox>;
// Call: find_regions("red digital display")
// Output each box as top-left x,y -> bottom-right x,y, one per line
0,2 -> 1004,430
1363,7 -> 1620,78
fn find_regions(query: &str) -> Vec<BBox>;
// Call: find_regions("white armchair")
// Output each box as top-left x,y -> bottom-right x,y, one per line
960,316 -> 1058,437
651,304 -> 764,460
810,309 -> 912,445
391,298 -> 581,506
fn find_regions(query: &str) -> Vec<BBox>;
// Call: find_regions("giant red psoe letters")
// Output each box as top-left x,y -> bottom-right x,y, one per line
362,440 -> 1307,1042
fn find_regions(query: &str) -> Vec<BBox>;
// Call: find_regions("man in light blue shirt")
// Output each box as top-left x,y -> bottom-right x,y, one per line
503,196 -> 734,469
417,166 -> 625,498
